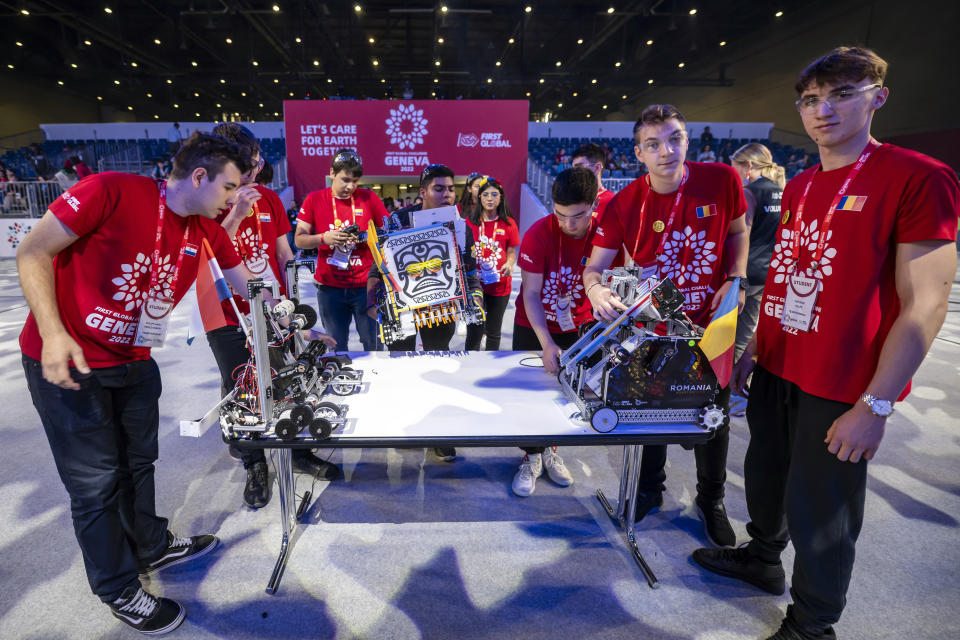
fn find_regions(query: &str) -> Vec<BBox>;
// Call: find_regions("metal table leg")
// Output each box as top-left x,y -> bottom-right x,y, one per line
266,448 -> 301,595
596,444 -> 659,588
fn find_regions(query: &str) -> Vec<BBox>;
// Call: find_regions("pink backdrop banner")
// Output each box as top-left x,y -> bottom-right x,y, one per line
284,99 -> 530,213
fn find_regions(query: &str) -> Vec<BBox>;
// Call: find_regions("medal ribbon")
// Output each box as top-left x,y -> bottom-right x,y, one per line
791,140 -> 880,272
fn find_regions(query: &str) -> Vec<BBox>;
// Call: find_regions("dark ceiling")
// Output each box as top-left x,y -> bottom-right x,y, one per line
5,0 -> 834,122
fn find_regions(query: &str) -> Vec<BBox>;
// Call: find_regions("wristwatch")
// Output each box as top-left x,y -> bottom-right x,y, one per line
725,275 -> 748,290
861,393 -> 894,417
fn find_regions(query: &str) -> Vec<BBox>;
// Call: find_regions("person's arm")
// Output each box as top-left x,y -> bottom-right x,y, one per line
824,240 -> 956,463
583,245 -> 627,321
295,219 -> 352,250
520,271 -> 563,374
709,213 -> 749,313
500,246 -> 517,278
275,234 -> 294,271
220,184 -> 261,238
16,211 -> 88,389
366,264 -> 384,319
742,188 -> 758,229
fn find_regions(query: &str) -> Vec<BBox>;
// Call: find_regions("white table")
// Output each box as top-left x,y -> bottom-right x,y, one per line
229,351 -> 716,593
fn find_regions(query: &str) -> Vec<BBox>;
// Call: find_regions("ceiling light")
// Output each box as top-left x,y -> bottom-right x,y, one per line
438,37 -> 444,44
369,36 -> 375,44
555,61 -> 562,67
166,79 -> 172,84
557,102 -> 562,107
354,4 -> 361,12
525,91 -> 531,97
435,59 -> 441,66
572,91 -> 578,96
313,59 -> 320,66
272,4 -> 280,11
57,80 -> 64,85
70,63 -> 78,68
372,59 -> 379,66
289,91 -> 294,96
381,78 -> 386,83
15,41 -> 23,46
295,37 -> 302,43
97,96 -> 103,100
327,78 -> 333,83
252,60 -> 258,66
216,103 -> 221,107
591,78 -> 597,84
241,91 -> 247,96
193,92 -> 199,97
496,61 -> 501,66
273,112 -> 279,116
128,106 -> 133,111
539,78 -> 545,83
524,6 -> 532,13
431,91 -> 436,96
622,94 -> 627,99
195,112 -> 200,117
648,78 -> 654,84
487,77 -> 492,83
191,60 -> 198,67
602,104 -> 608,109
646,39 -> 653,45
104,7 -> 112,14
220,78 -> 226,84
433,77 -> 439,83
225,38 -> 232,44
775,10 -> 783,17
678,62 -> 685,68
113,79 -> 120,85
84,39 -> 92,46
719,40 -> 727,46
274,78 -> 279,83
259,102 -> 264,107
173,103 -> 179,108
21,9 -> 29,15
689,8 -> 697,15
508,37 -> 515,44
154,39 -> 161,45
146,92 -> 152,97
615,61 -> 621,67
441,5 -> 448,12
154,114 -> 158,119
607,7 -> 615,14
586,114 -> 591,118
130,61 -> 137,67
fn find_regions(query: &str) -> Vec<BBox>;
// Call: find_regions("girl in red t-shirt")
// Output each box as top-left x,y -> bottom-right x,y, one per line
464,177 -> 520,350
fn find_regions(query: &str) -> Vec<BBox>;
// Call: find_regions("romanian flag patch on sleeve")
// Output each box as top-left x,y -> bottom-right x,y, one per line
696,204 -> 717,218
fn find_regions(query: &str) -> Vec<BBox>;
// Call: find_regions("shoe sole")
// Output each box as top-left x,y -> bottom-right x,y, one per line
692,552 -> 786,595
141,538 -> 220,577
544,472 -> 573,487
696,503 -> 737,549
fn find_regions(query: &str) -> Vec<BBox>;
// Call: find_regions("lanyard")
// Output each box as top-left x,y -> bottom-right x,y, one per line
792,140 -> 880,271
556,215 -> 595,297
632,164 -> 689,261
331,192 -> 356,226
147,182 -> 192,302
482,218 -> 500,244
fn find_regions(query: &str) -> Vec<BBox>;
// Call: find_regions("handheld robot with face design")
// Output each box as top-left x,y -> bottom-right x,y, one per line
559,266 -> 727,435
366,206 -> 485,344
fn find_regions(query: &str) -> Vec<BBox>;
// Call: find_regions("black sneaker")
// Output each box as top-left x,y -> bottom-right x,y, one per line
434,447 -> 456,462
109,585 -> 185,635
692,546 -> 786,595
244,461 -> 271,509
765,611 -> 837,640
141,531 -> 219,577
695,497 -> 737,547
292,451 -> 341,480
634,491 -> 664,522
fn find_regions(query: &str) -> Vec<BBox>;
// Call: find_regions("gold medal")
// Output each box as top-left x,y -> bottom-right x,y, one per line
652,220 -> 665,233
781,209 -> 790,224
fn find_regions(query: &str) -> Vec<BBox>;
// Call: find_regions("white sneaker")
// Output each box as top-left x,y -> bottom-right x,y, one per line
542,446 -> 574,487
511,453 -> 543,497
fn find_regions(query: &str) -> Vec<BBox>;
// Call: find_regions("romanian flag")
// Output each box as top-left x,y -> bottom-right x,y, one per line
836,195 -> 867,211
699,278 -> 740,389
696,204 -> 717,218
195,238 -> 232,333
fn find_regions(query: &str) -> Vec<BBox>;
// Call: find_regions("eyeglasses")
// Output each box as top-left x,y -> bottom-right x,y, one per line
639,130 -> 687,154
795,83 -> 881,113
480,191 -> 501,199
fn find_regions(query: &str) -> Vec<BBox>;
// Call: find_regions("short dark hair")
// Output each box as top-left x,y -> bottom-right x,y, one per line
571,143 -> 605,165
419,163 -> 454,189
256,160 -> 273,185
795,46 -> 888,94
552,167 -> 598,206
212,122 -> 260,157
170,132 -> 251,180
633,104 -> 687,140
331,148 -> 363,177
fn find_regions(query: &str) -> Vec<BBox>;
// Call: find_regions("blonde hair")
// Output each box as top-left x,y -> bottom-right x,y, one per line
731,143 -> 786,189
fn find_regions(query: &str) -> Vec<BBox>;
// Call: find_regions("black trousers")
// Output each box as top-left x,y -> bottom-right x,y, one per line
636,382 -> 730,501
206,325 -> 314,468
465,293 -> 511,351
23,355 -> 169,601
512,322 -> 579,455
388,320 -> 456,352
745,366 -> 864,632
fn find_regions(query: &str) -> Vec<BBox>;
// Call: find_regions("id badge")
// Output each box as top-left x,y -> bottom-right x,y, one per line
134,295 -> 175,348
327,246 -> 353,270
479,261 -> 500,285
555,295 -> 576,332
781,272 -> 820,332
246,254 -> 269,275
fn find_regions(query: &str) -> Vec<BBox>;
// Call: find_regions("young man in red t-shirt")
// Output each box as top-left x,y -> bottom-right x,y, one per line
295,149 -> 388,351
205,124 -> 339,510
583,104 -> 749,549
464,177 -> 520,351
510,167 -> 600,497
17,133 -> 257,635
571,142 -> 614,217
692,47 -> 960,640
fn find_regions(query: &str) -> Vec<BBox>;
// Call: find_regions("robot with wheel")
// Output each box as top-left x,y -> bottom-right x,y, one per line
558,266 -> 728,435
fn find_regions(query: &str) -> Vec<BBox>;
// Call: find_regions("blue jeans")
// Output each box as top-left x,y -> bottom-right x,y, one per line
316,284 -> 378,351
22,355 -> 169,601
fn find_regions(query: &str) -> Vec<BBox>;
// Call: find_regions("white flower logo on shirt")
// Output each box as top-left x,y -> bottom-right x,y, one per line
473,233 -> 503,267
657,225 -> 717,286
235,227 -> 267,262
385,103 -> 429,150
770,218 -> 836,289
111,252 -> 174,311
541,266 -> 583,313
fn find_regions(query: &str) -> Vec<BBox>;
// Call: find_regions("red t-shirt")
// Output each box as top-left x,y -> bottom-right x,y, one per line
465,216 -> 521,296
594,187 -> 615,218
215,185 -> 292,323
755,144 -> 960,404
297,187 -> 387,289
594,162 -> 747,326
515,214 -> 596,334
19,172 -> 241,368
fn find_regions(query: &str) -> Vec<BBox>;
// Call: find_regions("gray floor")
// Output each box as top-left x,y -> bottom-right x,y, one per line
0,256 -> 958,640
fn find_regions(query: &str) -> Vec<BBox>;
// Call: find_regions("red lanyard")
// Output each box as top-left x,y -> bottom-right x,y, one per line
791,140 -> 879,272
632,164 -> 689,261
331,193 -> 356,226
556,216 -> 595,297
147,182 -> 192,302
238,200 -> 264,261
482,218 -> 500,244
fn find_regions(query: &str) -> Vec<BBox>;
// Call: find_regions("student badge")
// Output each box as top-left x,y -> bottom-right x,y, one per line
781,209 -> 791,224
652,220 -> 665,233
